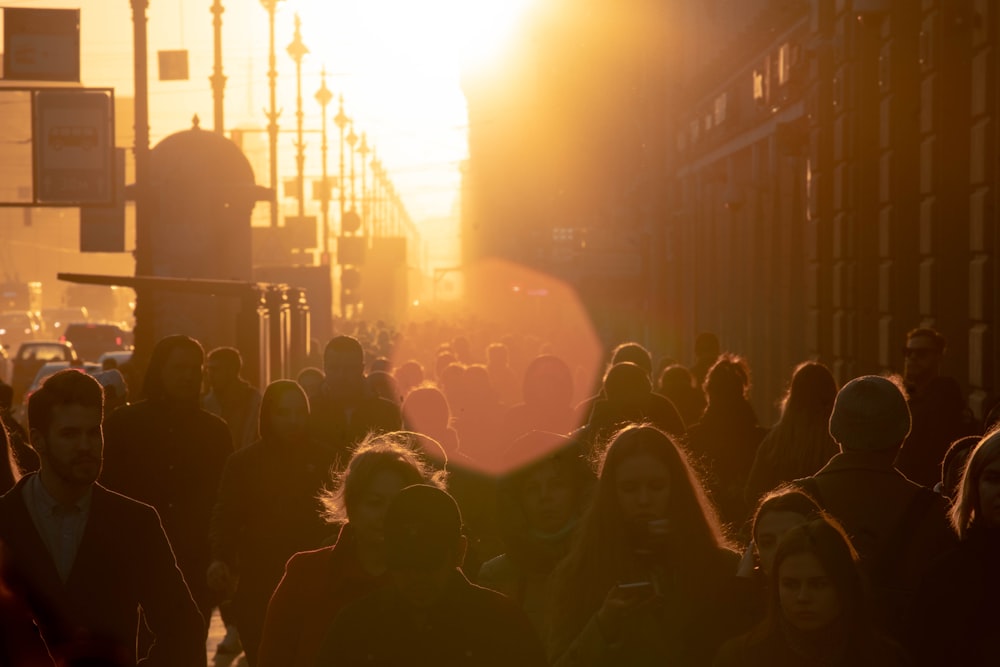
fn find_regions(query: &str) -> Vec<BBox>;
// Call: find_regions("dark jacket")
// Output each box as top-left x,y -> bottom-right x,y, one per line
209,435 -> 335,660
100,398 -> 233,613
307,387 -> 401,465
0,476 -> 204,666
903,526 -> 1000,667
316,569 -> 547,667
714,623 -> 909,667
896,376 -> 978,488
792,451 -> 957,638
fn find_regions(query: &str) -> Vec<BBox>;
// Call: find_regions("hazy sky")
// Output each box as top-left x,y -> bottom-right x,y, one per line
1,0 -> 534,268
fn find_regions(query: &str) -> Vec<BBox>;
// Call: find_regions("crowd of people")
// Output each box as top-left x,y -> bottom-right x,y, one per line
0,321 -> 995,666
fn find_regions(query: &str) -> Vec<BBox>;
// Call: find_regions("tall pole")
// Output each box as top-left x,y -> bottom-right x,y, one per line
287,13 -> 308,219
261,0 -> 283,227
358,133 -> 369,237
210,0 -> 226,134
346,122 -> 358,213
315,67 -> 333,265
131,0 -> 153,358
334,97 -> 348,223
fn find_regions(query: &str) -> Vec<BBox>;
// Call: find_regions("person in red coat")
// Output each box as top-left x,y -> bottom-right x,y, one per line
256,432 -> 445,667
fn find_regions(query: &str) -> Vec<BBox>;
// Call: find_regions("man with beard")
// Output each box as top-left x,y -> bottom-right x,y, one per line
0,369 -> 204,666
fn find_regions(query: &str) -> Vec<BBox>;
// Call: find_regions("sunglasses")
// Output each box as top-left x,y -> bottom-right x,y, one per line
903,347 -> 936,359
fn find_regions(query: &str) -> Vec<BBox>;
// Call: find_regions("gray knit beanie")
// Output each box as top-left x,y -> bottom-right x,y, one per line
829,375 -> 911,451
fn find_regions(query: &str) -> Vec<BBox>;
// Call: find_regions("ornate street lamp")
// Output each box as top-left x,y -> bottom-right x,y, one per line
333,96 -> 348,223
315,67 -> 333,264
358,132 -> 369,237
260,0 -> 285,227
286,13 -> 308,218
210,0 -> 226,133
346,121 -> 358,215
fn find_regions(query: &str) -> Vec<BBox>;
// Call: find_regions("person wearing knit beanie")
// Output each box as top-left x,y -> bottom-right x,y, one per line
829,375 -> 912,452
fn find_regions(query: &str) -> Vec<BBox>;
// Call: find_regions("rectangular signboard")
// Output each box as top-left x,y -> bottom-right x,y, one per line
80,148 -> 126,252
3,8 -> 80,81
33,88 -> 115,205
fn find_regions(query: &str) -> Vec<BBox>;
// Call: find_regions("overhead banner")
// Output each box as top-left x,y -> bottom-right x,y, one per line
3,8 -> 80,81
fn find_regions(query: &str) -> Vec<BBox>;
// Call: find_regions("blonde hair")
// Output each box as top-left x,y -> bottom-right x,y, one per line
318,431 -> 447,525
949,427 -> 1000,539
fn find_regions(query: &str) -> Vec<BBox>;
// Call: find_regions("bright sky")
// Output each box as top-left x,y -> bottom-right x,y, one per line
2,0 -> 535,270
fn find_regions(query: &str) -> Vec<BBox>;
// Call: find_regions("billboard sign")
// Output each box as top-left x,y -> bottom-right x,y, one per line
33,88 -> 114,205
3,8 -> 80,81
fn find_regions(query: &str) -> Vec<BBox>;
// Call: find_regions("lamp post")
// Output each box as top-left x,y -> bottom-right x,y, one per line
346,122 -> 358,215
287,13 -> 308,219
334,96 -> 348,223
315,67 -> 333,265
210,0 -> 226,133
131,0 -> 153,357
370,153 -> 381,237
261,0 -> 284,227
358,132 -> 369,237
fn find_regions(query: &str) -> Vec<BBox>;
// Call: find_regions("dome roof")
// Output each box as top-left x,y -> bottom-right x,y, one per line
150,120 -> 255,186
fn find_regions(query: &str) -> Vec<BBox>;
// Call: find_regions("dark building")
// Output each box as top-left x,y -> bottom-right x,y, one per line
462,0 -> 1000,421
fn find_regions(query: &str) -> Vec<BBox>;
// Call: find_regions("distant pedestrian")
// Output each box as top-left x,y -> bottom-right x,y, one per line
203,346 -> 262,450
308,336 -> 401,466
208,380 -> 334,665
744,361 -> 839,507
101,335 -> 233,627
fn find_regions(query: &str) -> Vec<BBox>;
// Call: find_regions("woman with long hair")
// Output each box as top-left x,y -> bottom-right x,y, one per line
905,428 -> 1000,665
687,354 -> 768,527
547,424 -> 739,665
744,362 -> 839,507
256,432 -> 445,667
715,516 -> 906,666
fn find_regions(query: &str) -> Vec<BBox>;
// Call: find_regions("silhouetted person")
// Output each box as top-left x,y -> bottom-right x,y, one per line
101,335 -> 233,627
503,354 -> 579,444
365,370 -> 399,405
452,364 -> 504,468
295,366 -> 324,399
656,363 -> 706,427
793,375 -> 957,640
208,380 -> 333,666
486,343 -> 518,407
203,346 -> 262,450
477,432 -> 595,639
574,341 -> 653,426
895,327 -> 978,487
315,484 -> 547,666
689,331 -> 721,387
547,425 -> 740,665
402,385 -> 460,457
905,429 -> 1000,666
257,434 -> 445,667
0,378 -> 37,494
392,359 -> 424,401
744,361 -> 839,507
687,354 -> 767,527
584,362 -> 685,452
715,516 -> 907,667
0,370 -> 204,666
308,335 -> 402,466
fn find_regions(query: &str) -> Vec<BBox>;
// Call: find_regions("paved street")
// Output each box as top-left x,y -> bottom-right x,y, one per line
207,608 -> 246,667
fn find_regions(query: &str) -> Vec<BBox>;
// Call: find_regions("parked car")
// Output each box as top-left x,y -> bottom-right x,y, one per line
13,360 -> 100,423
41,306 -> 90,336
10,341 -> 80,404
0,311 -> 41,352
60,322 -> 131,362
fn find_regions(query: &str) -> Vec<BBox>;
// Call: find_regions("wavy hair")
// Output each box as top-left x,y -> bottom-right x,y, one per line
950,427 -> 1000,539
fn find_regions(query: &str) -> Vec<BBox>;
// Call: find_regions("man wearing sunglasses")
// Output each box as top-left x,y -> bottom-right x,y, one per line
895,328 -> 978,488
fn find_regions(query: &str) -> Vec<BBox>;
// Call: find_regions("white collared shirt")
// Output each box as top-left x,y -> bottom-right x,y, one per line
22,474 -> 92,582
